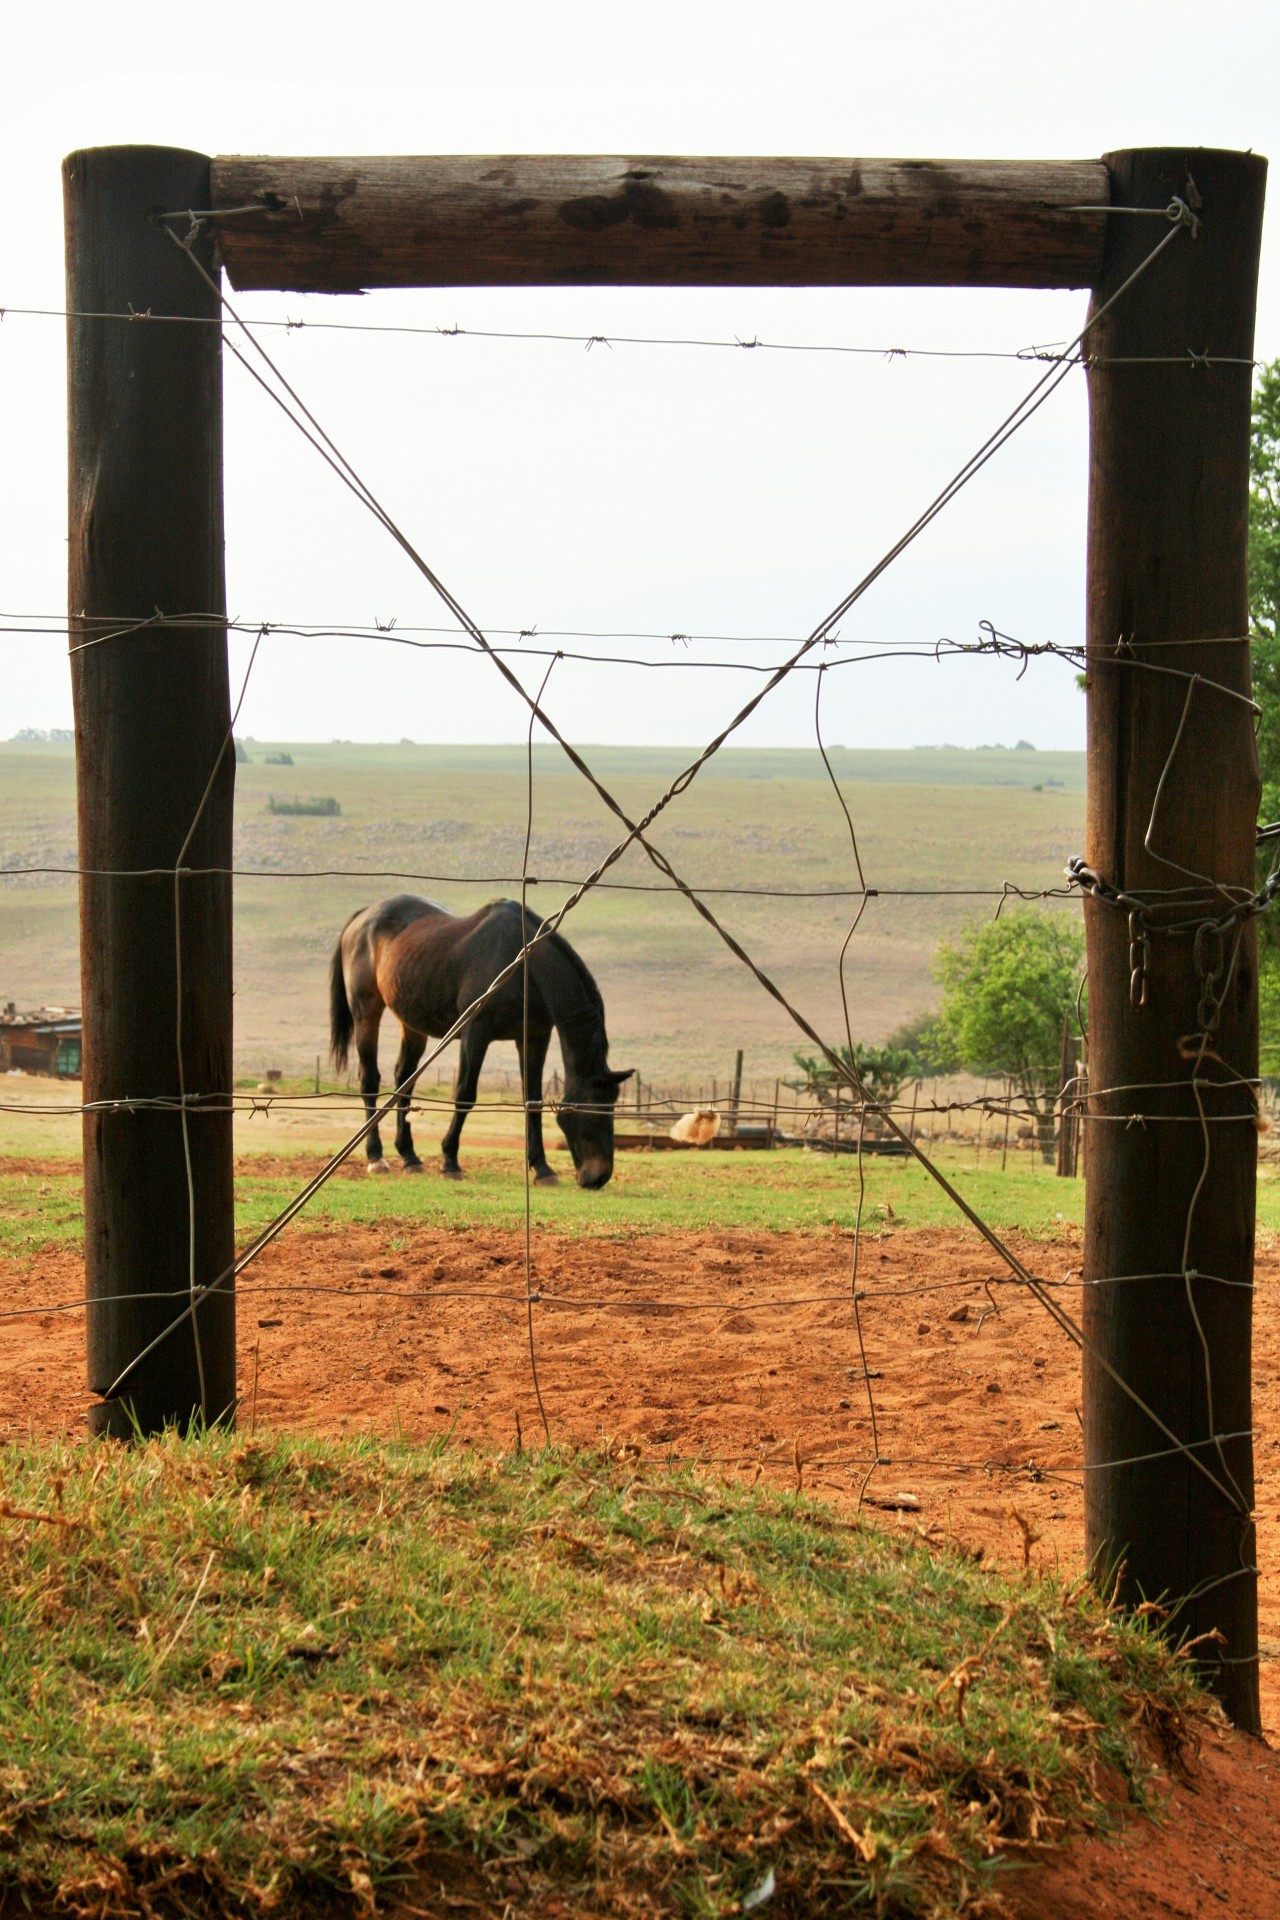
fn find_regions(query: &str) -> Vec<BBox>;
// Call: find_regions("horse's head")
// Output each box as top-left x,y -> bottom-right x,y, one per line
557,1067 -> 634,1189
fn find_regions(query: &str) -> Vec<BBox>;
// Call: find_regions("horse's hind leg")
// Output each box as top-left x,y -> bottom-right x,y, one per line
354,1007 -> 392,1174
441,1027 -> 488,1179
392,1027 -> 427,1172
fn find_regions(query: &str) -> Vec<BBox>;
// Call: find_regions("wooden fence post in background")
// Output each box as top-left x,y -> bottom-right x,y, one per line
727,1049 -> 744,1137
1055,1015 -> 1073,1178
1083,147 -> 1266,1730
1001,1080 -> 1012,1173
65,146 -> 236,1436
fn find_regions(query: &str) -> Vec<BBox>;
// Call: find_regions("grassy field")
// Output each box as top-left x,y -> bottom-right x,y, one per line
10,1050 -> 1280,1259
0,1060 -> 1096,1257
2,1139 -> 1091,1262
14,1141 -> 1280,1261
0,1428 -> 1202,1919
0,738 -> 1084,1085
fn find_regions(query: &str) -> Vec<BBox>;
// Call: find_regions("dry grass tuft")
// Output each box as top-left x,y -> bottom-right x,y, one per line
0,1430 -> 1205,1918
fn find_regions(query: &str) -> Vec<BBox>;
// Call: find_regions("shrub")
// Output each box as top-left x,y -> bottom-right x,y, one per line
266,795 -> 340,817
933,909 -> 1085,1162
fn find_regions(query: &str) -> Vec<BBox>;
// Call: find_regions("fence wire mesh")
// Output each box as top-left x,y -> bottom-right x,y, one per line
0,195 -> 1269,1671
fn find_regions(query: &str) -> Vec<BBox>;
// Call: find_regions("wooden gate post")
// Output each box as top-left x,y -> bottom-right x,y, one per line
1083,148 -> 1266,1729
64,146 -> 236,1435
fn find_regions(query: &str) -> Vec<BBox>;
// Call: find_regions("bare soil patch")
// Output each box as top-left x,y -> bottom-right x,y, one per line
5,1219 -> 1280,1915
1011,1721 -> 1280,1919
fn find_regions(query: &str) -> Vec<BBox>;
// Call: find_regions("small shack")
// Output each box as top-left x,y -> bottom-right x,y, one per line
0,1004 -> 83,1077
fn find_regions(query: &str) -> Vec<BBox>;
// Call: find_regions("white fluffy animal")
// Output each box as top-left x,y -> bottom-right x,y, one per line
669,1108 -> 722,1147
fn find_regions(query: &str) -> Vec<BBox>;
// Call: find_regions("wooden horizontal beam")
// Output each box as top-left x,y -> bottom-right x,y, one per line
210,155 -> 1110,294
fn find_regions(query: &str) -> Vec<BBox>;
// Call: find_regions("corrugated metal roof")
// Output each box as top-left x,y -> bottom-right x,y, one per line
0,1006 -> 81,1032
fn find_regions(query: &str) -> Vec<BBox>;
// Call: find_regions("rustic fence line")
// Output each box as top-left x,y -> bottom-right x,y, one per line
11,145 -> 1266,1724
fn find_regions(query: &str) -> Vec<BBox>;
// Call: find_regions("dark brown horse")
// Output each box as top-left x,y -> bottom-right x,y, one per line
329,895 -> 632,1188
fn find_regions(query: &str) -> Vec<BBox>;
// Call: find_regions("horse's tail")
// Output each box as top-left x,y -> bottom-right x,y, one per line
329,937 -> 354,1071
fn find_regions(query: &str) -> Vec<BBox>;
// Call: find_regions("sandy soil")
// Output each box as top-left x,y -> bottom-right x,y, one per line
1010,1720 -> 1280,1919
5,1217 -> 1280,1915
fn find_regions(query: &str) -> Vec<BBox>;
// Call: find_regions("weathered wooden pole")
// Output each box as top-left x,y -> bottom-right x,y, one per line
210,156 -> 1109,294
728,1049 -> 744,1136
65,146 -> 236,1435
1083,147 -> 1266,1729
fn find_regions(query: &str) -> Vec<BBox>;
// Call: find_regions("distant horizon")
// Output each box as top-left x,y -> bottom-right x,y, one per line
7,730 -> 1081,755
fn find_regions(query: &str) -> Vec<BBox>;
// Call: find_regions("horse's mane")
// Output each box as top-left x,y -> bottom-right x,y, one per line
491,898 -> 608,1061
548,927 -> 604,1016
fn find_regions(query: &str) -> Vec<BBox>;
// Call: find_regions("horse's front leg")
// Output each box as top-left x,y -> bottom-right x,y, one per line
392,1026 -> 427,1172
517,1026 -> 557,1184
441,1027 -> 487,1179
355,1011 -> 391,1174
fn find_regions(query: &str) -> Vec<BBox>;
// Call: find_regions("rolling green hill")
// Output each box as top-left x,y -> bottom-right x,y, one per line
0,738 -> 1084,1084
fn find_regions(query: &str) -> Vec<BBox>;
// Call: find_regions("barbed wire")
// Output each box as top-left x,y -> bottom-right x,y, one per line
0,610 -> 1256,684
0,868 -> 1083,908
2,611 -> 1258,683
62,197 -> 1107,1416
3,198 -> 1265,1663
0,1086 -> 1268,1126
0,1260 -> 1262,1330
163,196 -> 1260,1549
3,297 -> 1262,369
7,608 -> 1256,649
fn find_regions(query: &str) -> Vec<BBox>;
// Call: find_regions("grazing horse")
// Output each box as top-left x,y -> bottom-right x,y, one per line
329,895 -> 633,1188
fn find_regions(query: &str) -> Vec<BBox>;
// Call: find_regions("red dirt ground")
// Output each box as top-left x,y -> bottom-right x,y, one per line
4,1216 -> 1280,1916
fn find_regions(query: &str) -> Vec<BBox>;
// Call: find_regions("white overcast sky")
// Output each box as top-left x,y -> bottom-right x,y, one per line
3,0 -> 1278,750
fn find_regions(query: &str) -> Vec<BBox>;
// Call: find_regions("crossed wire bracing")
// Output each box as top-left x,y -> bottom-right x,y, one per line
3,198 -> 1270,1633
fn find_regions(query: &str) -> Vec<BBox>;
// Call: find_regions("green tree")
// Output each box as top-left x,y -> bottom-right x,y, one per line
1250,358 -> 1280,795
884,1011 -> 958,1077
933,910 -> 1085,1163
1261,963 -> 1280,1082
1250,361 -> 1280,1048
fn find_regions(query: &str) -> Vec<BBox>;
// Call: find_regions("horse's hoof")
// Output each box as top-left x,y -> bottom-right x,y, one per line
401,1159 -> 426,1175
441,1166 -> 464,1181
534,1168 -> 560,1186
367,1158 -> 392,1177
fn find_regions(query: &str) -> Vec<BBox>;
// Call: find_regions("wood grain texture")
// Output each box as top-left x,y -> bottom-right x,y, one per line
64,145 -> 236,1435
1082,147 -> 1267,1731
210,155 -> 1109,292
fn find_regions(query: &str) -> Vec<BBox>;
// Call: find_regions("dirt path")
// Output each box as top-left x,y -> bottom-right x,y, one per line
5,1220 -> 1279,1914
5,1222 -> 1277,1718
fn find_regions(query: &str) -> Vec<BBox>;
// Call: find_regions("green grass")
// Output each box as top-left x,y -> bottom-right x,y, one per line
0,1145 -> 1090,1261
12,1130 -> 1280,1263
0,1428 -> 1201,1919
231,1147 -> 1089,1241
0,1166 -> 86,1255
